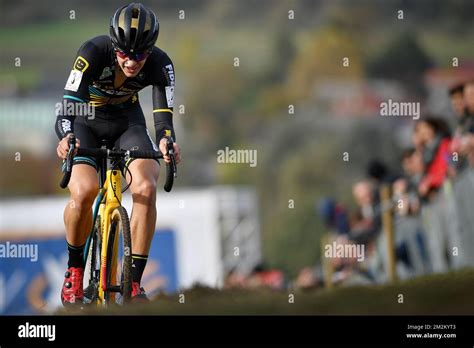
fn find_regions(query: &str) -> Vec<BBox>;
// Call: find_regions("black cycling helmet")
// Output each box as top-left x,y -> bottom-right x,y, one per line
110,3 -> 159,54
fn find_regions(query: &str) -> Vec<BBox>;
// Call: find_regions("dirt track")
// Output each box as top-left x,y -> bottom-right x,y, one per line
63,268 -> 474,315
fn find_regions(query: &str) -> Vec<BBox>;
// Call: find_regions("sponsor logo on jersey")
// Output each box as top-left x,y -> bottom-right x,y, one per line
164,64 -> 175,86
61,119 -> 72,133
73,56 -> 89,73
65,56 -> 89,92
64,70 -> 83,92
165,86 -> 174,108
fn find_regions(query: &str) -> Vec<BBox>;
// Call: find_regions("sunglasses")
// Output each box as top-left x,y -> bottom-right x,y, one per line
116,49 -> 150,62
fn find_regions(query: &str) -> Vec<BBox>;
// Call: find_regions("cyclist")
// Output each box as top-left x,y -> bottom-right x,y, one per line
55,2 -> 181,305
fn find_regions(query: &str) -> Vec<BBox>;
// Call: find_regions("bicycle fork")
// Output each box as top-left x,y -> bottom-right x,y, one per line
98,169 -> 122,304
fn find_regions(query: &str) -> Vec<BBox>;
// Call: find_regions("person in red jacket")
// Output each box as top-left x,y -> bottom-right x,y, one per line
414,118 -> 452,201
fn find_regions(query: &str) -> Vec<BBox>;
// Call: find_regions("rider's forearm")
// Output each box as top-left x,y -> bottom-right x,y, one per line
153,111 -> 176,142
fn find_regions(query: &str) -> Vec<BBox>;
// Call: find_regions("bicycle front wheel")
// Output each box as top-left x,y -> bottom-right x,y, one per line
104,206 -> 132,304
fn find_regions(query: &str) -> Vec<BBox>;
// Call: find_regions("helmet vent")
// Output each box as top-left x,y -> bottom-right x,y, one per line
118,28 -> 125,41
130,28 -> 137,48
132,7 -> 139,18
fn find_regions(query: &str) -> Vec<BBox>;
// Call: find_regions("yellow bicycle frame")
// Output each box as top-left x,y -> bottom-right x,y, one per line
97,169 -> 122,303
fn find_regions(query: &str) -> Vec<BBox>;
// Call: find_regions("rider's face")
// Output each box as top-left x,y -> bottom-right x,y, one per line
116,53 -> 148,77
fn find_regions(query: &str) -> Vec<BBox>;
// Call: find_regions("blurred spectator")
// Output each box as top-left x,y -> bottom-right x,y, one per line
464,80 -> 474,117
448,82 -> 465,118
458,80 -> 474,164
412,125 -> 425,152
224,264 -> 286,290
367,159 -> 388,182
224,268 -> 248,289
366,159 -> 397,184
245,264 -> 286,290
401,148 -> 424,184
449,82 -> 470,174
317,197 -> 350,235
415,117 -> 451,201
349,180 -> 381,245
394,148 -> 430,274
295,265 -> 324,290
393,148 -> 423,216
319,234 -> 375,287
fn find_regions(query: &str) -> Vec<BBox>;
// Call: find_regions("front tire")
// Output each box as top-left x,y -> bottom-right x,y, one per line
104,206 -> 132,304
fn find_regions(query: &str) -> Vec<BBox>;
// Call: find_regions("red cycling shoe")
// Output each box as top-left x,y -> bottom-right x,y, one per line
131,282 -> 149,303
61,267 -> 84,306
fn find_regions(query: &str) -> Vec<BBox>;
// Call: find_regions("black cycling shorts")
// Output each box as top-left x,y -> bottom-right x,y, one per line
63,104 -> 160,172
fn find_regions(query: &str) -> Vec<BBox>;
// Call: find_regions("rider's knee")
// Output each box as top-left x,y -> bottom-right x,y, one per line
70,181 -> 98,208
132,179 -> 157,206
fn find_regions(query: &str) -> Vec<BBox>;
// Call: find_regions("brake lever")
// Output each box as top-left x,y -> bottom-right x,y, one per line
59,134 -> 76,189
166,137 -> 178,178
65,134 -> 76,171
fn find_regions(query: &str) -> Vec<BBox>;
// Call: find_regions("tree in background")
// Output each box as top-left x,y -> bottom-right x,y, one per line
367,31 -> 433,98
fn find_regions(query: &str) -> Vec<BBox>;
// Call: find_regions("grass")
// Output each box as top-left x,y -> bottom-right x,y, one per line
60,268 -> 474,316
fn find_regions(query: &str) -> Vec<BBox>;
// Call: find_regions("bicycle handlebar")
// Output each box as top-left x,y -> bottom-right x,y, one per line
59,134 -> 177,192
76,148 -> 163,159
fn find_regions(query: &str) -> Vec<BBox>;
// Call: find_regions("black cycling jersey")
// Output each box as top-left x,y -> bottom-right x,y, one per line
55,35 -> 176,142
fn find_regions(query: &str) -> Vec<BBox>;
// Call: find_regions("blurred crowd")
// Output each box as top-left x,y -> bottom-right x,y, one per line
295,80 -> 474,289
223,80 -> 474,292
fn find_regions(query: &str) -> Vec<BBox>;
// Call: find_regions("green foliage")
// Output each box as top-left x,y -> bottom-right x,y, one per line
287,27 -> 365,102
0,68 -> 40,94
